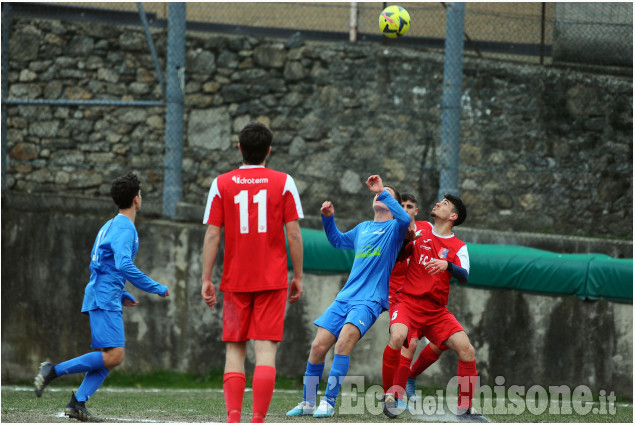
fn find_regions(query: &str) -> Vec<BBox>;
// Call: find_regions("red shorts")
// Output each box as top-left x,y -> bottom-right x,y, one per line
389,297 -> 418,340
390,293 -> 464,350
222,289 -> 287,342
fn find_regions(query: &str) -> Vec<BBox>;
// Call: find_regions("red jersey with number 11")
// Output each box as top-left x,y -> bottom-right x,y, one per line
203,166 -> 304,292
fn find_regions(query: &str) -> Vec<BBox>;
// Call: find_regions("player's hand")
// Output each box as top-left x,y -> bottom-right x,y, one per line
123,299 -> 139,307
201,279 -> 217,310
365,175 -> 384,194
425,259 -> 448,275
405,228 -> 423,242
288,276 -> 303,304
161,289 -> 170,298
321,201 -> 334,217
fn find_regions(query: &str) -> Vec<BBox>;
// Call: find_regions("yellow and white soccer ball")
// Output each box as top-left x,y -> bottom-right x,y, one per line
379,5 -> 411,39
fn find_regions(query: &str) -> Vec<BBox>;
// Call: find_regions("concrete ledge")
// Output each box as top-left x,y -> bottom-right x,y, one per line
2,193 -> 631,258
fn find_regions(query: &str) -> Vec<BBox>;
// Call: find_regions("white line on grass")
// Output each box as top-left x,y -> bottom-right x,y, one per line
2,385 -> 302,394
54,412 -> 188,423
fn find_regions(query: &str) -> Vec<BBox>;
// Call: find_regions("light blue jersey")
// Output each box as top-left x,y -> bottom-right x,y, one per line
321,190 -> 410,311
81,214 -> 167,313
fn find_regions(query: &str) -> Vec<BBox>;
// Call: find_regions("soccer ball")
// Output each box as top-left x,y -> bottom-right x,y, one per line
379,5 -> 411,39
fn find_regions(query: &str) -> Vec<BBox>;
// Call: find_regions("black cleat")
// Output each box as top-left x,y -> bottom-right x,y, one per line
64,392 -> 105,422
382,393 -> 403,419
457,406 -> 489,422
33,362 -> 57,398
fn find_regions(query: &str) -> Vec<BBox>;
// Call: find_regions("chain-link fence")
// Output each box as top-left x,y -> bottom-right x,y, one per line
2,2 -> 632,238
48,2 -> 632,66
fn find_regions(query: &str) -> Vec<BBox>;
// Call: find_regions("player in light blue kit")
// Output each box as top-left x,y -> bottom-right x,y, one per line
287,174 -> 410,418
33,173 -> 169,422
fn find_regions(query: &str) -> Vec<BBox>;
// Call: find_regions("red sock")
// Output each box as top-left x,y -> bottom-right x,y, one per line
382,345 -> 401,394
457,360 -> 478,411
394,355 -> 412,400
224,372 -> 246,423
409,344 -> 441,378
252,365 -> 276,422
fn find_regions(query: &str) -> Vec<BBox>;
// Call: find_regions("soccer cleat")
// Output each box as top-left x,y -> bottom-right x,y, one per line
34,362 -> 57,398
382,393 -> 404,419
396,397 -> 414,412
406,377 -> 417,402
312,398 -> 335,418
286,401 -> 316,416
456,406 -> 489,422
64,392 -> 105,422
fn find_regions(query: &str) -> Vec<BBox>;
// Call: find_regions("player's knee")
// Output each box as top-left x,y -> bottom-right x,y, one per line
310,338 -> 329,357
389,331 -> 407,349
458,343 -> 475,361
103,347 -> 125,369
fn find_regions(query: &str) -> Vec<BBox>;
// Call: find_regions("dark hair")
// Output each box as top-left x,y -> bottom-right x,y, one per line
444,193 -> 467,227
111,172 -> 141,209
384,185 -> 402,205
401,193 -> 417,204
239,121 -> 273,165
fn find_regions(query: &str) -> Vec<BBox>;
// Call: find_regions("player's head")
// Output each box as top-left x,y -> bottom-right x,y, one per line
431,193 -> 466,227
373,185 -> 401,217
385,185 -> 402,204
239,121 -> 273,165
401,192 -> 419,220
111,172 -> 141,210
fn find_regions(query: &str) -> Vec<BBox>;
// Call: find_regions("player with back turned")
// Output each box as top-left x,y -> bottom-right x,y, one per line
201,121 -> 304,423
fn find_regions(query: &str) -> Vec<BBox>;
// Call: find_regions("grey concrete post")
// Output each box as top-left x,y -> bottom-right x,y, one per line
437,2 -> 465,202
162,3 -> 186,219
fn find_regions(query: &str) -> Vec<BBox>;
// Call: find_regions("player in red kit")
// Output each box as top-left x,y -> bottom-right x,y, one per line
382,194 -> 487,422
201,121 -> 304,423
386,193 -> 444,407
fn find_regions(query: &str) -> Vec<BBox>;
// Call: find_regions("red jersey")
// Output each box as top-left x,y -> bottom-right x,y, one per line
203,166 -> 303,292
400,221 -> 469,306
388,220 -> 427,304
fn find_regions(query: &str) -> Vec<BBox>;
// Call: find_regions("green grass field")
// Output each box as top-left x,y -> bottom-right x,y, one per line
2,372 -> 632,423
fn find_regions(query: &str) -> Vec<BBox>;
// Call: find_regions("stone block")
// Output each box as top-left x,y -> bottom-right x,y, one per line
188,107 -> 231,150
253,44 -> 287,68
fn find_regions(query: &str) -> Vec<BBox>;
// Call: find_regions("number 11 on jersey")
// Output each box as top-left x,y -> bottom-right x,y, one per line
234,189 -> 267,234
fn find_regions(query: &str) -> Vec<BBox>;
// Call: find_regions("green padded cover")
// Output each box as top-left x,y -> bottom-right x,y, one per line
289,228 -> 632,303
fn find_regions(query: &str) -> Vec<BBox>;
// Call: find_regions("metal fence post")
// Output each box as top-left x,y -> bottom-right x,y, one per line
162,2 -> 186,219
437,2 -> 465,202
1,3 -> 11,194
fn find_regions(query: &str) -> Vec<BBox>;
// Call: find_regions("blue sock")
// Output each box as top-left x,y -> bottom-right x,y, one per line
324,354 -> 350,407
75,368 -> 110,402
54,352 -> 104,377
302,361 -> 324,406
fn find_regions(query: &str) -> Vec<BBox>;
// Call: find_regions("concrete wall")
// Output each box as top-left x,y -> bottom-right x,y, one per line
2,208 -> 631,397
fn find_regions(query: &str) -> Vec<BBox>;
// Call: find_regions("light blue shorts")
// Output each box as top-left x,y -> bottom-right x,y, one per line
313,299 -> 383,339
88,309 -> 125,348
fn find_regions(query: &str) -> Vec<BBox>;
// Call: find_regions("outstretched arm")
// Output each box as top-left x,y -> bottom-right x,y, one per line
321,200 -> 356,250
112,229 -> 168,296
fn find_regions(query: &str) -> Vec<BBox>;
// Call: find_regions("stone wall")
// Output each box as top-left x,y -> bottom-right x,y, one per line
2,209 -> 632,398
5,17 -> 632,240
